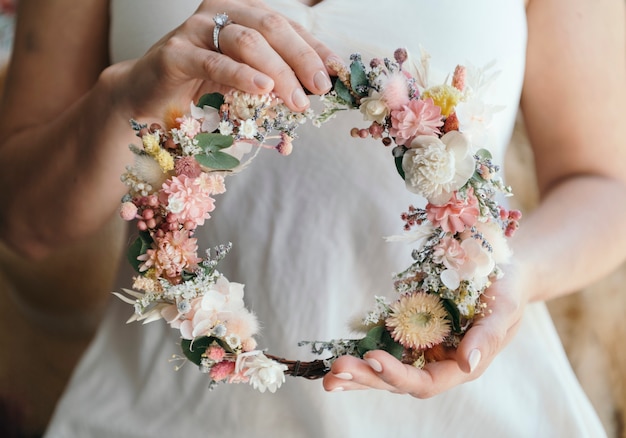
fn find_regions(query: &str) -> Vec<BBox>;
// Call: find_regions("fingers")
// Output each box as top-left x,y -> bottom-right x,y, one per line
456,283 -> 524,374
323,284 -> 527,398
324,351 -> 471,398
171,42 -> 276,96
217,23 -> 318,110
194,3 -> 336,110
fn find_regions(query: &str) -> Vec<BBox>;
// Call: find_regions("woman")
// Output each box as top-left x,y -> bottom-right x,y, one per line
1,0 -> 625,436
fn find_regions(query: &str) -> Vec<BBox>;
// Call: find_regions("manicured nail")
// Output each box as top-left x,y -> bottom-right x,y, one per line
334,372 -> 353,381
331,386 -> 344,392
468,349 -> 481,373
291,87 -> 309,109
365,357 -> 383,373
313,70 -> 332,92
253,74 -> 273,90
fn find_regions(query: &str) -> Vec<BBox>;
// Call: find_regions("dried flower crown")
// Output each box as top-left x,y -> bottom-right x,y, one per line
116,49 -> 520,393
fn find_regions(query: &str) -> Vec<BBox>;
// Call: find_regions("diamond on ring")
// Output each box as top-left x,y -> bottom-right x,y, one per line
213,12 -> 231,54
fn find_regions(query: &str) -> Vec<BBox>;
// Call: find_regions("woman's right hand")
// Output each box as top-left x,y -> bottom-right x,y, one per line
108,0 -> 337,122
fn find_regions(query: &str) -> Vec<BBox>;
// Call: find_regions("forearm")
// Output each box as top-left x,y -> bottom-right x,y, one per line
0,71 -> 135,258
511,174 -> 626,302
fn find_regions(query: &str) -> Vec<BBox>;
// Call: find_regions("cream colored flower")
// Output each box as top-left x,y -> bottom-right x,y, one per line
402,131 -> 475,205
239,119 -> 258,139
386,293 -> 450,350
238,352 -> 288,393
360,92 -> 390,124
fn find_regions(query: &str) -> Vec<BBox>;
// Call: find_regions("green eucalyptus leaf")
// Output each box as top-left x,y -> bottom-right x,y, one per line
197,93 -> 224,110
195,151 -> 240,170
442,298 -> 463,334
195,133 -> 234,152
333,77 -> 355,106
127,231 -> 153,273
350,59 -> 369,97
356,325 -> 403,360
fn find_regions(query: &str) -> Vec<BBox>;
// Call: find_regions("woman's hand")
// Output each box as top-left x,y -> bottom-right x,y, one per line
322,263 -> 530,397
108,0 -> 337,121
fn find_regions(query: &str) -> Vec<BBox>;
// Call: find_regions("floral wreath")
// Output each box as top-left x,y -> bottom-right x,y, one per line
116,49 -> 521,393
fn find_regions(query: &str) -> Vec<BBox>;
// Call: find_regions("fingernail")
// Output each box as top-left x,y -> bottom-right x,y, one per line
334,372 -> 353,381
253,74 -> 273,90
313,70 -> 332,92
291,87 -> 309,109
331,386 -> 344,392
365,357 -> 383,373
468,349 -> 481,373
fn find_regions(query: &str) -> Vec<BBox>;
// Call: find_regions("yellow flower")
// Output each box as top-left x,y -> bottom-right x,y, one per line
142,132 -> 161,154
421,85 -> 462,117
155,149 -> 175,172
141,132 -> 174,172
386,292 -> 451,350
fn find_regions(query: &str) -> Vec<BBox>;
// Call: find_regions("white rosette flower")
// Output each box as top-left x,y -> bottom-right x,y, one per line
237,352 -> 288,393
402,131 -> 475,205
359,91 -> 389,124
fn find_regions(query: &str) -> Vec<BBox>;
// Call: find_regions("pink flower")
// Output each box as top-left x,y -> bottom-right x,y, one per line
138,230 -> 201,280
389,98 -> 443,146
276,132 -> 293,156
209,360 -> 236,382
119,202 -> 138,221
432,236 -> 466,271
175,156 -> 202,178
176,115 -> 201,138
381,72 -> 411,111
206,345 -> 226,362
197,173 -> 226,195
452,65 -> 466,92
160,174 -> 219,227
426,188 -> 479,234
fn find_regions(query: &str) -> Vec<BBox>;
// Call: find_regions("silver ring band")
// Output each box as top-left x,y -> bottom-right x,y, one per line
213,12 -> 231,54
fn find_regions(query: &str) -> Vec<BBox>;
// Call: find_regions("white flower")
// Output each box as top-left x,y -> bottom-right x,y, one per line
218,121 -> 233,136
359,91 -> 389,124
238,352 -> 288,393
455,98 -> 500,148
166,194 -> 185,214
439,237 -> 495,290
402,131 -> 475,205
225,333 -> 242,350
239,119 -> 258,139
201,276 -> 245,313
190,102 -> 220,132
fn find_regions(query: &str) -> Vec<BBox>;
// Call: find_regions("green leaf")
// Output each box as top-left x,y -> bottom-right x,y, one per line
350,59 -> 369,97
356,325 -> 404,360
195,151 -> 240,170
181,336 -> 213,366
197,93 -> 224,110
127,231 -> 153,273
333,77 -> 355,106
195,133 -> 233,153
394,154 -> 406,180
442,298 -> 463,334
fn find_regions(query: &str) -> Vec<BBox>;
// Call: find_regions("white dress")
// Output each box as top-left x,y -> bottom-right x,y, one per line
45,1 -> 607,437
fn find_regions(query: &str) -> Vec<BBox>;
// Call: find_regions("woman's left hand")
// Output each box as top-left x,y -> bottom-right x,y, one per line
322,263 -> 530,397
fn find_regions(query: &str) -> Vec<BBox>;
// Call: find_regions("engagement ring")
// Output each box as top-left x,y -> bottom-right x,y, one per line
213,12 -> 231,54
